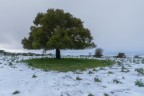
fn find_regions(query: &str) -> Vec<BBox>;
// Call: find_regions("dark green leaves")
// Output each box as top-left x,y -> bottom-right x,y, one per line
22,8 -> 96,50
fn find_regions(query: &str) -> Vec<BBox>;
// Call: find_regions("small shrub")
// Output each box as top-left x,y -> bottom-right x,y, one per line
94,77 -> 101,82
135,68 -> 144,76
88,71 -> 93,74
121,66 -> 129,72
135,80 -> 144,87
142,59 -> 144,64
92,68 -> 97,71
133,59 -> 140,64
88,93 -> 94,96
76,77 -> 82,80
122,76 -> 125,79
12,90 -> 20,95
116,53 -> 126,58
134,55 -> 140,58
113,79 -> 121,84
32,74 -> 37,78
102,86 -> 107,88
94,48 -> 103,58
108,71 -> 113,74
117,61 -> 123,66
9,62 -> 13,66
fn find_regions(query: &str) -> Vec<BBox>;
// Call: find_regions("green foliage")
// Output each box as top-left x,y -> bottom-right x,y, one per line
22,9 -> 96,50
24,58 -> 114,72
46,29 -> 73,49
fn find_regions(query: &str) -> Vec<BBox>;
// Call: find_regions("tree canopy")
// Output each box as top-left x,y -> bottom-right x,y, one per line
22,9 -> 96,59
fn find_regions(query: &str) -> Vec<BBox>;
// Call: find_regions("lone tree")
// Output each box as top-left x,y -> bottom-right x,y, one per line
22,9 -> 96,59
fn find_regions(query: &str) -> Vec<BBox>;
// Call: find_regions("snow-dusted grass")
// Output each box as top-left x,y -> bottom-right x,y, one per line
0,55 -> 144,96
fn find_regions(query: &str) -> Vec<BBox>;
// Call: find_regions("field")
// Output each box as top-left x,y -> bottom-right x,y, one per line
0,54 -> 144,96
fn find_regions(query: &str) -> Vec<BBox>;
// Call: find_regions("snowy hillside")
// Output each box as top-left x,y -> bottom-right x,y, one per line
0,55 -> 144,96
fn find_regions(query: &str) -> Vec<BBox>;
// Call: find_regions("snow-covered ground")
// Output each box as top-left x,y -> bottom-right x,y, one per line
0,55 -> 144,96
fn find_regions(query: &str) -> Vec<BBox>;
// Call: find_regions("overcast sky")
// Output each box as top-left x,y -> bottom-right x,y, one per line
0,0 -> 144,54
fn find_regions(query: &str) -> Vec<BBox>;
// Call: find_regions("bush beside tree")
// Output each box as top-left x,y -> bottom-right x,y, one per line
116,53 -> 126,58
94,48 -> 103,58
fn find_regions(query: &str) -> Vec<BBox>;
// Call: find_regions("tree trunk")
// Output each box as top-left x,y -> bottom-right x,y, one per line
56,49 -> 61,59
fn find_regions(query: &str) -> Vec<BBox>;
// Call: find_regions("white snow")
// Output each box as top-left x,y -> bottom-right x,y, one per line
0,55 -> 144,96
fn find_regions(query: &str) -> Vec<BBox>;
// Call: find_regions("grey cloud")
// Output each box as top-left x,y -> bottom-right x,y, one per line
0,0 -> 144,54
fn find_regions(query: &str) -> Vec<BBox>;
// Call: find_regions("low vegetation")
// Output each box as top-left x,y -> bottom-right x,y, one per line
12,90 -> 20,95
135,68 -> 144,76
103,93 -> 109,96
113,79 -> 122,84
94,48 -> 103,58
94,77 -> 101,82
24,58 -> 114,72
135,80 -> 144,87
88,93 -> 94,96
32,74 -> 37,78
116,52 -> 126,58
76,77 -> 82,80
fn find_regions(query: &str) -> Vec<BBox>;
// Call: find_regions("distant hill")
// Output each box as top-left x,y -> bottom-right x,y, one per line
0,50 -> 6,54
0,49 -> 44,56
